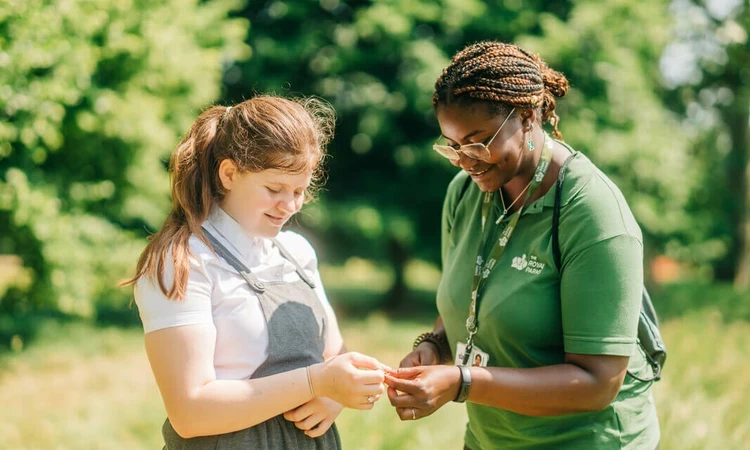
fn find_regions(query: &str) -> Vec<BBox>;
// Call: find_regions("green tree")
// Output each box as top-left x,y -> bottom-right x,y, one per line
659,0 -> 750,286
226,0 -> 696,307
520,0 -> 702,277
226,0 -> 574,308
0,0 -> 249,317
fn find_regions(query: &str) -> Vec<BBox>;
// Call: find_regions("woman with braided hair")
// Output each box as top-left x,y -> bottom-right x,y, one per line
385,42 -> 660,449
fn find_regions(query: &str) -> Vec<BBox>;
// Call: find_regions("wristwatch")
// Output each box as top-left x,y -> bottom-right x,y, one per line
454,365 -> 472,403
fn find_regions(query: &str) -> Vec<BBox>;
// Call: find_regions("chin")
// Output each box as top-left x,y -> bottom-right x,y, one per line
474,180 -> 501,192
258,227 -> 283,239
239,222 -> 283,239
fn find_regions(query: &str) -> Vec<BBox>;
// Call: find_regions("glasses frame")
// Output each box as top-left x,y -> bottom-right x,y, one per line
433,107 -> 516,162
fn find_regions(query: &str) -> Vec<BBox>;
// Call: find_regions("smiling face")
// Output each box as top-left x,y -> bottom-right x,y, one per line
218,159 -> 312,238
436,103 -> 531,192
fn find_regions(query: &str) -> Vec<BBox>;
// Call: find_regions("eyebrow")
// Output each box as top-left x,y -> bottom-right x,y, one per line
441,129 -> 485,143
266,180 -> 308,191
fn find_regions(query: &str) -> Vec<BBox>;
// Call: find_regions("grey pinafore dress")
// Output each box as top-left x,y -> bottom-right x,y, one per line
161,228 -> 342,449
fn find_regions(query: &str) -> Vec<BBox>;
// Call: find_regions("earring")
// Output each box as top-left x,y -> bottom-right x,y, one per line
526,124 -> 535,152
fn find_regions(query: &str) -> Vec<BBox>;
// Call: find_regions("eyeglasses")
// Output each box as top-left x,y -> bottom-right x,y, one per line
432,107 -> 516,161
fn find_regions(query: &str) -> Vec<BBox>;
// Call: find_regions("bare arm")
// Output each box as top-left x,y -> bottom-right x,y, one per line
321,301 -> 345,360
146,324 -> 385,438
386,352 -> 628,419
468,353 -> 628,415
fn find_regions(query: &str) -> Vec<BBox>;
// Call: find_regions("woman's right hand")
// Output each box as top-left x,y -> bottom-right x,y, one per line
399,342 -> 441,368
309,352 -> 387,410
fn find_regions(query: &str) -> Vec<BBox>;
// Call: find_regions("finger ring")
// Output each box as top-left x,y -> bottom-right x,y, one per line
411,407 -> 416,420
367,395 -> 374,403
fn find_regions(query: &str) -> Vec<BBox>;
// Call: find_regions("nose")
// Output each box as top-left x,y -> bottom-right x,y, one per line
454,152 -> 479,170
277,192 -> 300,214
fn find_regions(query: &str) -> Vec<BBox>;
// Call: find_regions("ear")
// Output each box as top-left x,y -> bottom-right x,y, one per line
520,108 -> 537,131
218,159 -> 238,191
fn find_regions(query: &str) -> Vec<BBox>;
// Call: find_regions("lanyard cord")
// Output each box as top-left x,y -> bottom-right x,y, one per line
461,135 -> 554,365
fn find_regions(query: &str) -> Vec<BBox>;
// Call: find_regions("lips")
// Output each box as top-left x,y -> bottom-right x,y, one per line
265,213 -> 288,227
467,167 -> 491,177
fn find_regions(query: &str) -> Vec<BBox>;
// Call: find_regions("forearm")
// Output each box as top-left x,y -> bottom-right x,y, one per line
468,363 -> 621,416
168,367 -> 313,438
322,302 -> 345,360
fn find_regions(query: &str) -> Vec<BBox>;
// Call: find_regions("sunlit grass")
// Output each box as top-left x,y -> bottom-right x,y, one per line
0,322 -> 165,449
655,311 -> 750,450
336,312 -> 467,450
0,315 -> 462,450
1,271 -> 749,449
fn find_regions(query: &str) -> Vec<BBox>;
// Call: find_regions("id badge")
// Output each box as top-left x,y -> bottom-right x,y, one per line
454,342 -> 468,366
455,341 -> 490,367
470,347 -> 489,367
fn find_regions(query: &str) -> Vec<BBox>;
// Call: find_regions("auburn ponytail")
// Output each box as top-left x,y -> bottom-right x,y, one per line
123,106 -> 227,298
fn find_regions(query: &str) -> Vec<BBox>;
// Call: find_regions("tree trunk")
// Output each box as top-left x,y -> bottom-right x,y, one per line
384,236 -> 408,311
727,87 -> 750,289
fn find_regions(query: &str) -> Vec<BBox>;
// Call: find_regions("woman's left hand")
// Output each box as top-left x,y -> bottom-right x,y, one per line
384,365 -> 461,421
283,397 -> 345,438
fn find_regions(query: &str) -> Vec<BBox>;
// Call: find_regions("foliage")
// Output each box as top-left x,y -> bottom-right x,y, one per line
658,0 -> 750,283
654,281 -> 750,322
0,0 -> 738,314
520,0 -> 701,260
0,0 -> 249,316
226,0 -> 705,305
226,0 -> 574,273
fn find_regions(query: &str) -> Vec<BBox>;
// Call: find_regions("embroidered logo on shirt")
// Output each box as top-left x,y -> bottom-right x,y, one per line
511,254 -> 546,275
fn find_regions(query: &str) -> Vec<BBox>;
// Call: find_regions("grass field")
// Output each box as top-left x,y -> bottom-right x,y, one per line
1,301 -> 749,449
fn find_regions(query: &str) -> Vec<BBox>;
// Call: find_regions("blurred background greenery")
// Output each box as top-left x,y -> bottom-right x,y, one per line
1,0 -> 749,449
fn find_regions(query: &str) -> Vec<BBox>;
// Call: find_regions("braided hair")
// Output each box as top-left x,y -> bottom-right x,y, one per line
433,41 -> 569,139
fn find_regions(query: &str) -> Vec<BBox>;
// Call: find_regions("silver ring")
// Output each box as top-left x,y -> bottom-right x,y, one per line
367,395 -> 374,403
411,407 -> 416,420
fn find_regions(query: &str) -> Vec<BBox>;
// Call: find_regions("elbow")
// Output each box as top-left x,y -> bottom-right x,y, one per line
169,413 -> 199,439
585,381 -> 622,412
163,386 -> 211,438
167,401 -> 205,439
564,354 -> 628,413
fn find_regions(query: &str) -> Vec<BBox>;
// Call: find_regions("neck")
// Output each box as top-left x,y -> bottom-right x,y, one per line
501,128 -> 545,206
501,130 -> 569,212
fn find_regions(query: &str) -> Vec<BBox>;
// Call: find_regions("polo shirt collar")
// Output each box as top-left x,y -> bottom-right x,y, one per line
528,151 -> 585,215
205,206 -> 270,264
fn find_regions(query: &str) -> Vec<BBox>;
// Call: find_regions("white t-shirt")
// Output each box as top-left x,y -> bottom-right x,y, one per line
134,207 -> 336,380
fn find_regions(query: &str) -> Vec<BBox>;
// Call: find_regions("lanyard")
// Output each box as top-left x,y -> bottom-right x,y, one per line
461,136 -> 553,365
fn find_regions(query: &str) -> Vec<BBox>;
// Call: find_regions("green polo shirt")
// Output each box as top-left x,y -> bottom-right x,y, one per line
437,151 -> 659,450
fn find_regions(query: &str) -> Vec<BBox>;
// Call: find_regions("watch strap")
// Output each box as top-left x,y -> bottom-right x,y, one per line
454,365 -> 472,403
